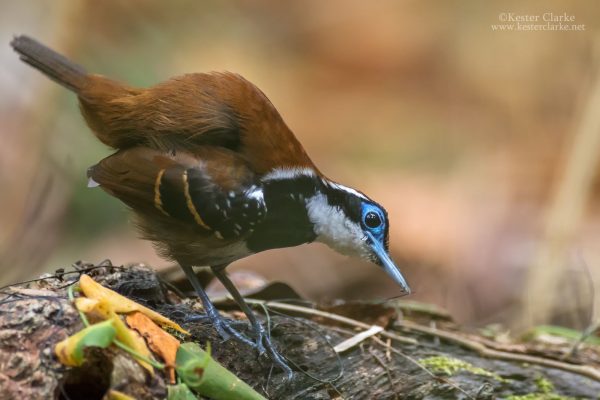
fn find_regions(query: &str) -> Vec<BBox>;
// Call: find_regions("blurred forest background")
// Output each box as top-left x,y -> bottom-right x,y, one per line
2,0 -> 600,333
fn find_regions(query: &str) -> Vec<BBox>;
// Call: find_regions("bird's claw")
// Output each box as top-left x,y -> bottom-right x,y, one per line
215,318 -> 293,379
255,336 -> 266,354
186,310 -> 293,379
265,337 -> 293,380
186,309 -> 255,347
213,317 -> 255,347
254,325 -> 293,380
184,313 -> 248,328
222,317 -> 293,379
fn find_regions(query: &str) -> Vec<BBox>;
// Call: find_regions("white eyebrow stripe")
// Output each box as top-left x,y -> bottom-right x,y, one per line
261,167 -> 369,200
261,167 -> 316,181
326,181 -> 368,200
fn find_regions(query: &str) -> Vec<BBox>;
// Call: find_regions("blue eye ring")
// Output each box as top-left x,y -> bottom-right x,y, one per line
364,211 -> 382,228
361,202 -> 388,251
361,202 -> 385,234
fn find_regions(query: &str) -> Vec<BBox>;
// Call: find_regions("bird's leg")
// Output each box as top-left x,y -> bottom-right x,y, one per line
211,265 -> 293,379
179,263 -> 254,347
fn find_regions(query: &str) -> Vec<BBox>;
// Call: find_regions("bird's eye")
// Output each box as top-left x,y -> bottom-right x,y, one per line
364,211 -> 382,228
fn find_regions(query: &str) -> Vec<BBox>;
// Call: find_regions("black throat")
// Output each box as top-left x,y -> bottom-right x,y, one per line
245,174 -> 322,253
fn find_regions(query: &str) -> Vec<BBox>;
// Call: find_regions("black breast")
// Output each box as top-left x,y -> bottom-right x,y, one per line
245,175 -> 319,253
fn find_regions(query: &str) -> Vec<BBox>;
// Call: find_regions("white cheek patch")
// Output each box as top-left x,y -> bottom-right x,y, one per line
306,193 -> 370,259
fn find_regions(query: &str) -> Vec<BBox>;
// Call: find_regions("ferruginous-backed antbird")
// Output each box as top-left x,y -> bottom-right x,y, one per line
11,35 -> 410,378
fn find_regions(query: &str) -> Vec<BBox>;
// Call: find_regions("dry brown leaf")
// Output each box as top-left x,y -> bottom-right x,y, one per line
110,310 -> 154,373
126,311 -> 180,383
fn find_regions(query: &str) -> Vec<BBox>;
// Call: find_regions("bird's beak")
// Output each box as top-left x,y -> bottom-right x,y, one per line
366,231 -> 411,295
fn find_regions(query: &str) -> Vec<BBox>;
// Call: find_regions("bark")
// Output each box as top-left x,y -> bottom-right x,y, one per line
0,262 -> 598,400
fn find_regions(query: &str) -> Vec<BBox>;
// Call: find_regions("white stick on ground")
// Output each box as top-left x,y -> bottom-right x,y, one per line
334,325 -> 384,353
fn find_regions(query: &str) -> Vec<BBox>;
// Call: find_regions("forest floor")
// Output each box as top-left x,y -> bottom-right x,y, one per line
1,261 -> 599,399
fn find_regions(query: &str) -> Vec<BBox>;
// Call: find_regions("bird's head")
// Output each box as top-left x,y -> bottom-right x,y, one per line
306,181 -> 411,294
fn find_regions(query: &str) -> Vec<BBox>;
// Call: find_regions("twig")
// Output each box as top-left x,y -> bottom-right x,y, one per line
371,336 -> 476,400
334,325 -> 384,353
241,298 -> 600,382
243,298 -> 417,346
326,383 -> 345,400
0,263 -> 125,292
261,307 -> 345,383
385,338 -> 392,362
397,320 -> 600,382
368,347 -> 399,400
569,253 -> 598,357
569,321 -> 600,357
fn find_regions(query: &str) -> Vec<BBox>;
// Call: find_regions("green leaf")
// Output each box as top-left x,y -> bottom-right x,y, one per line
176,342 -> 266,400
55,320 -> 116,366
167,384 -> 198,400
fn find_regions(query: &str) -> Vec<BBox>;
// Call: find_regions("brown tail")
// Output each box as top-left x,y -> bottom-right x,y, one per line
11,35 -> 86,93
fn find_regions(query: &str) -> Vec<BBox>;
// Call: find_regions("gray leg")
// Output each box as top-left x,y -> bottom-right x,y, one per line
212,265 -> 293,379
179,263 -> 253,347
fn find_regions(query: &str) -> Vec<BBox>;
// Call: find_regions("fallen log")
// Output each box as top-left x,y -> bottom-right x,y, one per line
1,261 -> 599,399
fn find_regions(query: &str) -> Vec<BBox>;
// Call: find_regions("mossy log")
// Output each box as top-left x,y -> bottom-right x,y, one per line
0,262 -> 599,399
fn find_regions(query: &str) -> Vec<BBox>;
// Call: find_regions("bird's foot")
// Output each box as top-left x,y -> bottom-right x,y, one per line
183,313 -> 248,329
254,324 -> 294,380
215,315 -> 293,379
212,315 -> 255,347
185,309 -> 293,379
185,309 -> 255,347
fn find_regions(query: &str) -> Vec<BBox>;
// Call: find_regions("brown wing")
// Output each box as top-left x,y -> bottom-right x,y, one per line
80,72 -> 319,176
89,146 -> 266,239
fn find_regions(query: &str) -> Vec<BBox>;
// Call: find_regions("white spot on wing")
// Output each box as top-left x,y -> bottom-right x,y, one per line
245,186 -> 265,203
87,177 -> 100,188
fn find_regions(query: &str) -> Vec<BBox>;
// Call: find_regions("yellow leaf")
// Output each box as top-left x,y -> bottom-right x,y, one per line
106,389 -> 137,400
74,297 -> 99,313
70,294 -> 155,373
110,310 -> 155,373
79,275 -> 188,334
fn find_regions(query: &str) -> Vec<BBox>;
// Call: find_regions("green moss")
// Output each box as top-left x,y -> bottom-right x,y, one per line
534,375 -> 554,394
503,375 -> 577,400
418,357 -> 583,400
419,355 -> 503,381
504,394 -> 576,400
